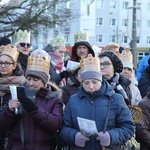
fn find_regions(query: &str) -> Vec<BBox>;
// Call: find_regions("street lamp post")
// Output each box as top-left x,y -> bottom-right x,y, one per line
130,0 -> 137,70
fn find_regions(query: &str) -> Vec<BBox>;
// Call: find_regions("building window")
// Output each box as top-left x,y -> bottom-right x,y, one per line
122,19 -> 128,26
122,36 -> 128,43
137,36 -> 140,43
147,20 -> 150,27
96,35 -> 103,42
147,3 -> 150,11
110,18 -> 116,26
96,0 -> 103,8
110,0 -> 117,9
123,2 -> 129,9
96,18 -> 103,25
147,36 -> 150,44
109,35 -> 116,42
137,20 -> 141,27
66,1 -> 70,9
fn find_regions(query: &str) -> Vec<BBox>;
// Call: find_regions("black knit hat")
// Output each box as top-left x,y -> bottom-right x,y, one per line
0,37 -> 11,46
98,51 -> 123,73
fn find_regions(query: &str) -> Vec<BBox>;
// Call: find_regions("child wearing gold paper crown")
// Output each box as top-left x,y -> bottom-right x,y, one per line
0,44 -> 25,150
59,54 -> 135,150
0,49 -> 63,150
14,30 -> 32,73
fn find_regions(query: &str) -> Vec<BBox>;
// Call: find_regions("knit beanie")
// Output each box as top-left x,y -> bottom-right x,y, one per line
99,51 -> 123,73
25,70 -> 49,85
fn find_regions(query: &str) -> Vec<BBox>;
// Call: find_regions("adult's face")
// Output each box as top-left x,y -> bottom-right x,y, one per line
53,46 -> 66,59
82,79 -> 101,94
17,42 -> 31,55
26,76 -> 45,91
0,55 -> 16,78
76,45 -> 89,58
121,67 -> 132,80
112,48 -> 120,57
100,56 -> 114,79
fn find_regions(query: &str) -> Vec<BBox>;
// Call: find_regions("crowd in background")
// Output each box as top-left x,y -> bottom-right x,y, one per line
0,30 -> 149,150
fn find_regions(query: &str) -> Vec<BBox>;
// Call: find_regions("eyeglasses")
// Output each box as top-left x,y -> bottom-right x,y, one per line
100,62 -> 112,68
0,62 -> 14,67
20,43 -> 32,48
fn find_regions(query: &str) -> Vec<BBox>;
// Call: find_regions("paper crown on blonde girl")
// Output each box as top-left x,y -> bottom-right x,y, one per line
50,36 -> 66,47
27,49 -> 50,75
80,54 -> 102,81
74,31 -> 89,43
1,44 -> 19,62
120,49 -> 133,70
14,30 -> 31,46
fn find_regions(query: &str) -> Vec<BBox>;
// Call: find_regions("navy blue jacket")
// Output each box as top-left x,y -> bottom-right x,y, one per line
59,79 -> 135,150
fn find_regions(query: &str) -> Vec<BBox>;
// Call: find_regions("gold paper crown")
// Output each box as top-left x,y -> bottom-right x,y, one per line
120,50 -> 133,63
14,30 -> 31,45
1,44 -> 19,62
27,49 -> 50,75
50,36 -> 65,47
80,54 -> 100,73
74,31 -> 89,43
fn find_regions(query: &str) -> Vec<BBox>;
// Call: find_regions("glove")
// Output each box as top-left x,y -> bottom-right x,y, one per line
96,131 -> 110,146
22,98 -> 38,113
60,71 -> 70,79
75,132 -> 89,147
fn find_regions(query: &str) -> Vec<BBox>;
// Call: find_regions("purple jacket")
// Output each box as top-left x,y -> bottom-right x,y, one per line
0,82 -> 63,150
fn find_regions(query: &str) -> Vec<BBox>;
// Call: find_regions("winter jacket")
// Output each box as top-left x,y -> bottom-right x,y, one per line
136,55 -> 150,81
61,73 -> 80,105
59,79 -> 135,150
0,82 -> 63,150
138,66 -> 150,98
136,94 -> 150,150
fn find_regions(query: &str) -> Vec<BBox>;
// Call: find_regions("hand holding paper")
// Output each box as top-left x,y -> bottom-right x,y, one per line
9,85 -> 19,114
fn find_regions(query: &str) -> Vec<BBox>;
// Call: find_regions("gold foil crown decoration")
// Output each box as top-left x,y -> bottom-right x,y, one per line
27,49 -> 50,75
14,30 -> 31,45
1,44 -> 19,62
80,54 -> 100,73
120,49 -> 133,63
74,31 -> 89,43
50,36 -> 66,48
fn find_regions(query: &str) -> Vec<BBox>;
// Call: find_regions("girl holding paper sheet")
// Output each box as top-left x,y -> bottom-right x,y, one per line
0,44 -> 25,150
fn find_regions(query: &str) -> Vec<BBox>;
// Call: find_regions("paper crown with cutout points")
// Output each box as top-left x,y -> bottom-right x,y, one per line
1,44 -> 19,62
120,50 -> 133,71
14,30 -> 31,46
80,54 -> 102,81
27,49 -> 50,76
74,31 -> 89,43
50,36 -> 66,48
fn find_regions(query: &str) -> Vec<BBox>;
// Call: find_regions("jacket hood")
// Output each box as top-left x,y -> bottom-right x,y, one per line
34,81 -> 62,100
44,44 -> 53,52
71,41 -> 95,61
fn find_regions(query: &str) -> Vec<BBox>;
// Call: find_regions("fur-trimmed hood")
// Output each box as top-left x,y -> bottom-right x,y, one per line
36,81 -> 62,100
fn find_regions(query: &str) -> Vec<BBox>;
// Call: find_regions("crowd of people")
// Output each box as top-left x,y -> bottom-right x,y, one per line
0,30 -> 149,150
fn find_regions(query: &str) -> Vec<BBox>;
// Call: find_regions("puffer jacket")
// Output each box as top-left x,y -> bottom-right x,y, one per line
0,82 -> 63,150
59,79 -> 135,150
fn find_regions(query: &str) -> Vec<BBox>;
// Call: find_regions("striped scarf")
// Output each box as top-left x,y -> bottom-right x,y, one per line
0,75 -> 26,97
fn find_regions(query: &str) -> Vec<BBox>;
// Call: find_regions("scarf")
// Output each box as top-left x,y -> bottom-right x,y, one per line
48,52 -> 65,74
0,75 -> 26,97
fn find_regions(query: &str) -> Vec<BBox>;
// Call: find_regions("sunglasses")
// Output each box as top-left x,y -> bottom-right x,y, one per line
20,43 -> 32,48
